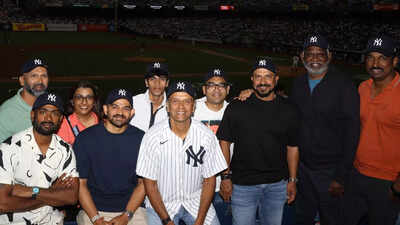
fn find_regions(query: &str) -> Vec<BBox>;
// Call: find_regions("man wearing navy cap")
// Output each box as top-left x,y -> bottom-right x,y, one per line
194,68 -> 232,225
0,58 -> 49,143
290,34 -> 360,225
343,35 -> 400,225
130,62 -> 169,132
217,58 -> 300,225
137,81 -> 227,225
74,89 -> 147,225
0,92 -> 80,225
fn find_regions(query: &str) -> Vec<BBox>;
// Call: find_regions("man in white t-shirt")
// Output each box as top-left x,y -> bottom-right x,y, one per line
130,62 -> 169,132
193,68 -> 232,225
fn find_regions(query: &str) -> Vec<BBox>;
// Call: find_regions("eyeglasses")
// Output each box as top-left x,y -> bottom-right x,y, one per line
73,95 -> 95,102
206,82 -> 229,89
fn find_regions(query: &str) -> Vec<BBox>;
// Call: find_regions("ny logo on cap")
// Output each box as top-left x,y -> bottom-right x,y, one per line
259,60 -> 267,66
47,94 -> 56,102
177,82 -> 185,90
373,38 -> 383,47
34,59 -> 42,65
310,36 -> 318,43
153,62 -> 161,69
213,69 -> 221,75
118,89 -> 127,96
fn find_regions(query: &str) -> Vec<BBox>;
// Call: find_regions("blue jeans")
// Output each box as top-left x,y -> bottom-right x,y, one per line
213,192 -> 232,225
147,206 -> 220,225
231,180 -> 287,225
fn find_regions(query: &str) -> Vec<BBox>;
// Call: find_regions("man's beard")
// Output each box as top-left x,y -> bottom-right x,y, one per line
32,116 -> 60,136
304,61 -> 329,76
108,114 -> 130,128
253,84 -> 275,98
25,81 -> 47,97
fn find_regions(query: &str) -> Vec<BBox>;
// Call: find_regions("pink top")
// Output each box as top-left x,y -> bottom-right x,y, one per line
57,112 -> 99,145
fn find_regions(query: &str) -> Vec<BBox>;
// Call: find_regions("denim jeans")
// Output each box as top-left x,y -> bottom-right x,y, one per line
146,206 -> 220,225
231,180 -> 287,225
213,192 -> 232,225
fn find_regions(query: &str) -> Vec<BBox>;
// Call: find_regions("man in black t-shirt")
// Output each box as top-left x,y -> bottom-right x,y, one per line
217,58 -> 300,225
74,89 -> 147,225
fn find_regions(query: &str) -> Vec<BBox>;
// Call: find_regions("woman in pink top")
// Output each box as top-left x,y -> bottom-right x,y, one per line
57,80 -> 100,145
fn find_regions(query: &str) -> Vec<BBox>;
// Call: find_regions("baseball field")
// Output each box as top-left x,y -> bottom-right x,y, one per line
0,31 -> 367,103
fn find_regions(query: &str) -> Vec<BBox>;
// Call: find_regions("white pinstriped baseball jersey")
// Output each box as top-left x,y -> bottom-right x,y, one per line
136,119 -> 227,225
0,127 -> 78,225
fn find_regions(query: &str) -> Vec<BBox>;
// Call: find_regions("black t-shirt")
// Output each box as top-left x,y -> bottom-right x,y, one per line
74,123 -> 145,212
217,95 -> 299,185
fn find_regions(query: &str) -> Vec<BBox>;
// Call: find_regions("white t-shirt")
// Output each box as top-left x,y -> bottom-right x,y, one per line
193,97 -> 232,192
130,90 -> 168,132
0,127 -> 79,225
136,119 -> 227,225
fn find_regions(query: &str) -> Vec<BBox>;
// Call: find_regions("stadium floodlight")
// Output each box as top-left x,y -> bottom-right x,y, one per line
150,5 -> 162,9
123,4 -> 136,9
174,5 -> 185,10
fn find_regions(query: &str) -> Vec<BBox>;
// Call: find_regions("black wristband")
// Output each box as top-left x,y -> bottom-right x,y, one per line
161,217 -> 172,225
220,173 -> 232,180
391,183 -> 400,197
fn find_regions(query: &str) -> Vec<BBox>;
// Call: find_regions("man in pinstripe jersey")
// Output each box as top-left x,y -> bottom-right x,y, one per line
136,81 -> 227,225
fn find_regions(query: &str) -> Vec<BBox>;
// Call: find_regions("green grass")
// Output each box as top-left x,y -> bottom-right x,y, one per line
0,31 -> 367,104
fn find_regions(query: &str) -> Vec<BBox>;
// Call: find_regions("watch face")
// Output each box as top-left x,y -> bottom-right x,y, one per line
33,187 -> 40,194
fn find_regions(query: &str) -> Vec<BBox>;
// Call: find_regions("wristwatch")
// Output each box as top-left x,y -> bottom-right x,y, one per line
90,214 -> 101,223
288,177 -> 298,183
161,216 -> 172,225
220,171 -> 232,180
31,187 -> 40,199
124,210 -> 134,221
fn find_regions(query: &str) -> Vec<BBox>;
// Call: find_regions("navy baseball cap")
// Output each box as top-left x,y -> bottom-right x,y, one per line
251,58 -> 276,74
105,88 -> 133,106
303,34 -> 329,50
32,92 -> 64,113
167,81 -> 196,99
365,35 -> 398,57
145,62 -> 169,79
204,68 -> 227,82
21,58 -> 48,74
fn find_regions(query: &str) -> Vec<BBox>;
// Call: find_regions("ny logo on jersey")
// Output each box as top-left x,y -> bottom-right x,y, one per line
213,69 -> 221,76
118,89 -> 127,96
153,62 -> 161,68
373,38 -> 383,47
177,82 -> 185,90
34,59 -> 42,65
185,146 -> 206,167
47,94 -> 56,102
258,60 -> 266,66
310,36 -> 318,43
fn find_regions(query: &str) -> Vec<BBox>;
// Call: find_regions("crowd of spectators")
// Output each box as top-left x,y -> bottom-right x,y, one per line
121,16 -> 400,56
2,0 -> 400,62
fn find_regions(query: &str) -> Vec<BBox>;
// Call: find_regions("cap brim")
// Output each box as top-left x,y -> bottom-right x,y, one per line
145,69 -> 169,78
365,48 -> 394,57
21,64 -> 48,74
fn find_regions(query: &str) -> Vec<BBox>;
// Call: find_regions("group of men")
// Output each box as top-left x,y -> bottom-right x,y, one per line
0,32 -> 399,225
